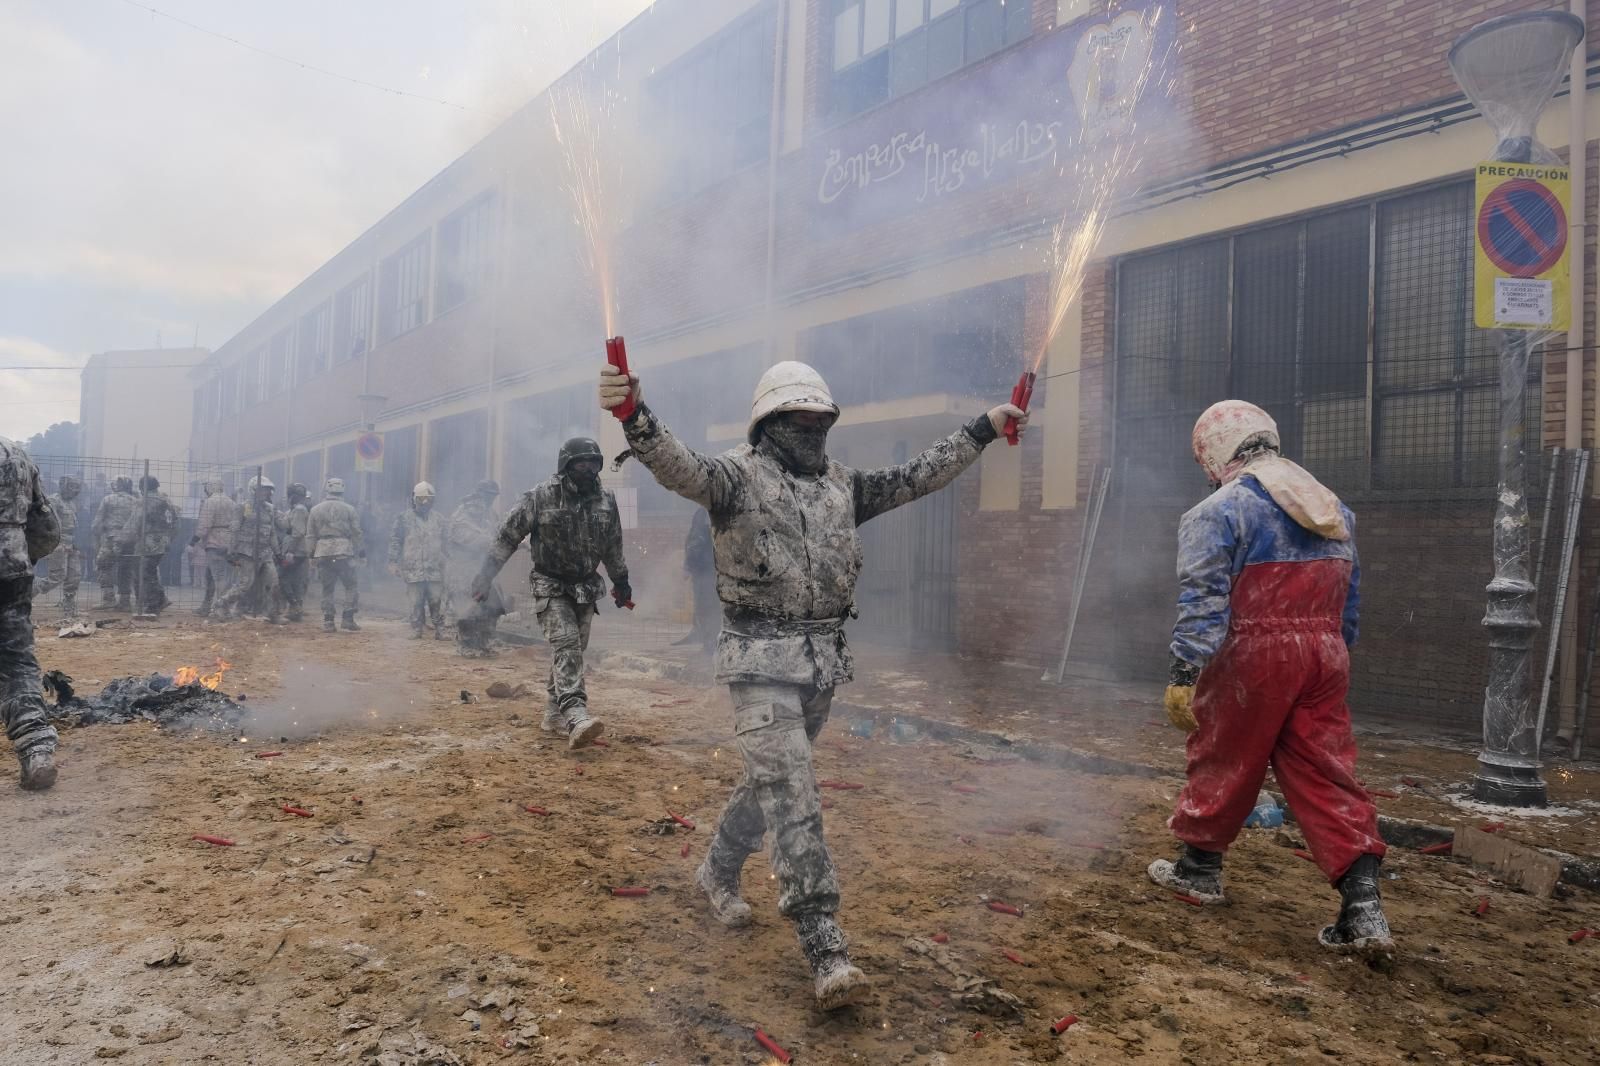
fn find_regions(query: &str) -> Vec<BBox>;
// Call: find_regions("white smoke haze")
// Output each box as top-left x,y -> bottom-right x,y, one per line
0,0 -> 654,439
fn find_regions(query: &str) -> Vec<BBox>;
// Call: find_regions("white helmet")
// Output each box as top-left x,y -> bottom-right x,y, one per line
325,477 -> 345,496
747,361 -> 839,443
412,481 -> 436,500
248,475 -> 275,492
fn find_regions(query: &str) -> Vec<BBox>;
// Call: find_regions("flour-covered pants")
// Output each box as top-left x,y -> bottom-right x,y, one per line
536,595 -> 594,711
0,576 -> 58,759
1169,561 -> 1386,884
704,682 -> 840,918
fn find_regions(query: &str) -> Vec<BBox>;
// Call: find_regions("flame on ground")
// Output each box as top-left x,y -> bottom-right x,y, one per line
175,658 -> 232,691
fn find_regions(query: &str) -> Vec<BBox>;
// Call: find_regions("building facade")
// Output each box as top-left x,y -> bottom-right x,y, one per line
81,347 -> 209,460
189,0 -> 1600,745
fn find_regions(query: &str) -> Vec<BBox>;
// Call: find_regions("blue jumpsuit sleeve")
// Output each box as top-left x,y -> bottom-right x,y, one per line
1342,509 -> 1360,648
1170,501 -> 1239,669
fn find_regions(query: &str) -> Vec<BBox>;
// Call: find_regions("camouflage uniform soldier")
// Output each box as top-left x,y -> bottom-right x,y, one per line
92,476 -> 137,610
389,482 -> 448,639
119,475 -> 178,616
309,477 -> 363,632
276,483 -> 312,622
471,439 -> 629,749
215,476 -> 283,623
448,479 -> 503,657
601,359 -> 1027,1010
190,478 -> 236,617
34,475 -> 83,617
0,435 -> 61,790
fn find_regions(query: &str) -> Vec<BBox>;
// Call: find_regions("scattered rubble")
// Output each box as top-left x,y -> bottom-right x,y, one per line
43,669 -> 247,730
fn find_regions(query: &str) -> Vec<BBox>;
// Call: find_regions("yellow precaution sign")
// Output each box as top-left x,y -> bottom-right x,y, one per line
1474,162 -> 1570,331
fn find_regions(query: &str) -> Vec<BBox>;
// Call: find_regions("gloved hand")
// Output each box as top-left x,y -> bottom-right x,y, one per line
612,582 -> 633,609
987,403 -> 1029,438
470,571 -> 493,602
189,534 -> 200,547
1163,685 -> 1198,733
599,366 -> 641,412
1164,656 -> 1201,733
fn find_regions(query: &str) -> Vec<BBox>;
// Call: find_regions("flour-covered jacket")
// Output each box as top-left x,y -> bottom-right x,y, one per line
447,496 -> 501,587
120,491 -> 179,556
228,500 -> 282,560
92,490 -> 136,556
277,502 -> 311,557
485,478 -> 626,604
195,491 -> 237,551
1171,473 -> 1360,671
623,403 -> 994,687
389,509 -> 447,582
307,498 -> 362,560
0,436 -> 60,580
46,493 -> 78,538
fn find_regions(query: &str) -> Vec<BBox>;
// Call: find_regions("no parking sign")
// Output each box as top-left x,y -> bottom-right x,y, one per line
1474,162 -> 1571,330
355,431 -> 384,473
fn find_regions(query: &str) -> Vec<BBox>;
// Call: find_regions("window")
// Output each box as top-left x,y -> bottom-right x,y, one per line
298,300 -> 331,382
647,5 -> 776,203
802,278 -> 1022,405
333,274 -> 372,364
241,347 -> 265,408
220,366 -> 238,416
1114,182 -> 1539,493
379,234 -> 430,342
830,0 -> 1030,120
436,192 -> 497,313
267,328 -> 293,397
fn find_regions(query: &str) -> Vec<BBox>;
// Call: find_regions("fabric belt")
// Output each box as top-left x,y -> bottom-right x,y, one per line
1230,617 -> 1340,634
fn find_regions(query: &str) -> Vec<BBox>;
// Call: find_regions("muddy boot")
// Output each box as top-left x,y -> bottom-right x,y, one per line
566,706 -> 604,750
322,617 -> 336,633
1319,854 -> 1394,954
796,913 -> 869,1011
541,700 -> 562,734
434,623 -> 447,641
410,626 -> 425,639
265,610 -> 287,626
19,749 -> 57,792
341,612 -> 361,632
1147,843 -> 1225,904
98,589 -> 117,610
287,610 -> 303,623
695,859 -> 753,928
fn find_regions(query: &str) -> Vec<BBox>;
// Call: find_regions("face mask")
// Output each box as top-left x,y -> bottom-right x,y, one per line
566,463 -> 601,492
416,500 -> 433,514
762,416 -> 831,475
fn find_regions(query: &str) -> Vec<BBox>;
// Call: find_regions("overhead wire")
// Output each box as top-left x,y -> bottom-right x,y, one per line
113,0 -> 473,111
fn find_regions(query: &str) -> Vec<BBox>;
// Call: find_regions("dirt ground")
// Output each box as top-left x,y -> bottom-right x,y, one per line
4,611 -> 1599,1065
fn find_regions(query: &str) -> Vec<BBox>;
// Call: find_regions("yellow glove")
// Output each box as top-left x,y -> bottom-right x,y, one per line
1163,685 -> 1198,733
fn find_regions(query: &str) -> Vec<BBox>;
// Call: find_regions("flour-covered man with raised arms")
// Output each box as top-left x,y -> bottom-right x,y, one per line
600,358 -> 1026,1010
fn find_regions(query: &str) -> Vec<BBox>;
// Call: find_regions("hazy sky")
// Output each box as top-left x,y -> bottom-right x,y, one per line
0,0 -> 654,441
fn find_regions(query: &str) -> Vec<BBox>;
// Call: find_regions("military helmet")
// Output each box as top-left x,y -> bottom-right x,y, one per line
139,475 -> 160,491
325,477 -> 346,496
247,475 -> 275,492
747,361 -> 839,443
112,476 -> 133,493
287,482 -> 308,499
413,481 -> 436,499
58,475 -> 81,494
558,437 -> 604,474
475,479 -> 500,497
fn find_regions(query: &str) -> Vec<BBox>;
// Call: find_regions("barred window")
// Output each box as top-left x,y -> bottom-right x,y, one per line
1114,181 -> 1537,494
379,234 -> 431,342
436,191 -> 496,313
267,327 -> 293,397
297,300 -> 331,382
333,273 -> 372,364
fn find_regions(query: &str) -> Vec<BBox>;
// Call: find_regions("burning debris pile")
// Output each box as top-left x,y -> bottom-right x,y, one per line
44,658 -> 246,731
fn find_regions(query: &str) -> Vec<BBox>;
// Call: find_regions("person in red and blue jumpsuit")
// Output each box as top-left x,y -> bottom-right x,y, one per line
1147,400 -> 1393,953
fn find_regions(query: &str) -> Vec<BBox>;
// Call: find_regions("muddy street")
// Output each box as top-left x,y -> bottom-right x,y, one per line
0,616 -> 1592,1065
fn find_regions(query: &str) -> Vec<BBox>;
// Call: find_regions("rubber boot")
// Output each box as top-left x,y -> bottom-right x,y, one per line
1147,843 -> 1225,904
695,860 -> 753,928
1319,854 -> 1394,954
19,749 -> 57,792
566,706 -> 604,750
342,611 -> 360,632
795,914 -> 869,1011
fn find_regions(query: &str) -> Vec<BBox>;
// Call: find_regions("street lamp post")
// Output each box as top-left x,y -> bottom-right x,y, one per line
1448,12 -> 1585,807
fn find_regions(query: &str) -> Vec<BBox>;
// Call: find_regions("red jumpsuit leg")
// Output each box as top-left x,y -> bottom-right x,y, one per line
1168,635 -> 1297,853
1268,634 -> 1385,883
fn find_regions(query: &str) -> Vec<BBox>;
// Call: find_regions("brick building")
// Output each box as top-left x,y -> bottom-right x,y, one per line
188,0 -> 1600,747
